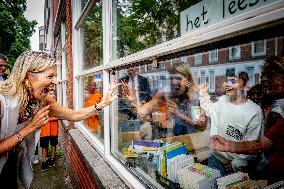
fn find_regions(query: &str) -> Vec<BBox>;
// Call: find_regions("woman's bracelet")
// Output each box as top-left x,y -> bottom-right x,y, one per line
15,132 -> 24,142
94,103 -> 102,111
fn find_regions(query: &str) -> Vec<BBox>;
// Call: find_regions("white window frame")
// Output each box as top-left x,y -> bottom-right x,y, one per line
56,22 -> 68,108
72,0 -> 106,153
251,39 -> 266,57
144,64 -> 148,71
208,49 -> 218,63
160,61 -> 166,69
200,70 -> 206,84
209,70 -> 215,93
180,55 -> 188,64
246,66 -> 255,87
70,0 -> 284,188
229,45 -> 241,60
194,53 -> 202,65
171,58 -> 177,67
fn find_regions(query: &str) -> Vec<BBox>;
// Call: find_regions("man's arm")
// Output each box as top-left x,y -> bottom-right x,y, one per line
209,135 -> 273,155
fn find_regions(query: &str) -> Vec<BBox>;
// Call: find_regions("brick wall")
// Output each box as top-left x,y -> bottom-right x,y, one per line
188,54 -> 194,67
66,0 -> 74,129
52,0 -> 59,30
51,0 -> 100,188
215,76 -> 226,96
218,48 -> 229,64
59,123 -> 99,189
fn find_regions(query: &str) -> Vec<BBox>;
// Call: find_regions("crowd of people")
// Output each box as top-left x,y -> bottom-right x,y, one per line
119,56 -> 284,184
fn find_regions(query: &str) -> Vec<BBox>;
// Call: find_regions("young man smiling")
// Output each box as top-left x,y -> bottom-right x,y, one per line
199,71 -> 263,176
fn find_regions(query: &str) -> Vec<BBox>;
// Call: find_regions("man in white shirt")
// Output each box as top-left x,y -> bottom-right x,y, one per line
0,54 -> 9,81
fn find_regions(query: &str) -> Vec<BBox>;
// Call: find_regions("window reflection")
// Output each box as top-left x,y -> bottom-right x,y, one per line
113,31 -> 284,187
112,0 -> 201,59
81,1 -> 103,70
83,73 -> 104,139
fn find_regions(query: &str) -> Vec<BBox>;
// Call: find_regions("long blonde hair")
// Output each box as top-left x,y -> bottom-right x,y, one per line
0,51 -> 57,117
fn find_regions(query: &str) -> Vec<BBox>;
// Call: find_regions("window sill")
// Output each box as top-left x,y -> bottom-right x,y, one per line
68,129 -> 129,189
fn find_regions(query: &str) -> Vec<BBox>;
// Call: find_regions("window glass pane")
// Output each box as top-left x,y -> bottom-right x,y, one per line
195,53 -> 202,65
112,0 -> 201,60
209,49 -> 218,63
209,70 -> 215,92
83,72 -> 104,140
230,45 -> 240,60
111,24 -> 284,188
80,1 -> 103,70
252,40 -> 266,57
200,70 -> 206,84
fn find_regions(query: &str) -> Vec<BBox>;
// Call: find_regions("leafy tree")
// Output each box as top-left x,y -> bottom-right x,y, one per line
116,0 -> 201,57
0,0 -> 37,67
79,0 -> 202,66
81,0 -> 103,69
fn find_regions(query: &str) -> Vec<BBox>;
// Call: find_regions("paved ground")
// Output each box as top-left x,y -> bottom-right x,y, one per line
29,156 -> 73,189
19,145 -> 73,189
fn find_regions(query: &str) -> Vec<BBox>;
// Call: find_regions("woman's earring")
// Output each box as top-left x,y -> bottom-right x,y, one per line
24,80 -> 33,92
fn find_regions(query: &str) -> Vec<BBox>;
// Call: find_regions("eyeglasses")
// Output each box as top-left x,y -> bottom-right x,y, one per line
0,64 -> 7,68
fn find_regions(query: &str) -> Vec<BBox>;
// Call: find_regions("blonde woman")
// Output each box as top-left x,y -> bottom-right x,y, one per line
0,51 -> 120,188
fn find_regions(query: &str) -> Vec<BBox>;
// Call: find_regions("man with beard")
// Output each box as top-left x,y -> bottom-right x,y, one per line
210,56 -> 284,183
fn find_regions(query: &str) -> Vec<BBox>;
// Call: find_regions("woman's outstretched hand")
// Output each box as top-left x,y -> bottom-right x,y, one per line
98,80 -> 122,109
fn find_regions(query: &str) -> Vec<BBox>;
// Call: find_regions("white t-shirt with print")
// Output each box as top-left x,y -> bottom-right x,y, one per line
200,95 -> 263,171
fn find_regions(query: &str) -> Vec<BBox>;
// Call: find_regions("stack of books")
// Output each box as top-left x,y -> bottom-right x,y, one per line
157,142 -> 187,178
217,172 -> 268,189
167,154 -> 194,183
131,140 -> 162,154
177,163 -> 221,189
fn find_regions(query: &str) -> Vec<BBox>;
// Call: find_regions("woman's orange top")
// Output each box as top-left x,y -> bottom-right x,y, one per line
40,116 -> 59,137
159,98 -> 168,128
84,92 -> 102,132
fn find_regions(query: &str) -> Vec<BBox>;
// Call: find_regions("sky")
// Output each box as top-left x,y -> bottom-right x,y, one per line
24,0 -> 45,51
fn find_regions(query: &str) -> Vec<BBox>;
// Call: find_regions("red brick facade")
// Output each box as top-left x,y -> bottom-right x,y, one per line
48,0 -> 97,188
59,123 -> 99,189
66,0 -> 74,129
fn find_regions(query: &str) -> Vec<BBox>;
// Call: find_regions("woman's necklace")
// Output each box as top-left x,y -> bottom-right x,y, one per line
18,100 -> 38,124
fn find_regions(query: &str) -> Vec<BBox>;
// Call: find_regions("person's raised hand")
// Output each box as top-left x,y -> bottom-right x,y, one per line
121,81 -> 135,102
198,83 -> 208,95
98,80 -> 122,109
